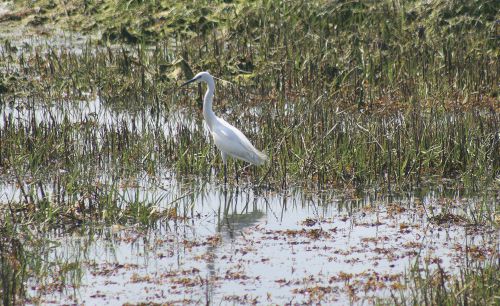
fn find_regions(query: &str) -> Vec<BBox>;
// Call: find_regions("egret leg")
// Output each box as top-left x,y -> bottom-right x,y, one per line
224,163 -> 227,186
235,162 -> 239,184
221,152 -> 228,186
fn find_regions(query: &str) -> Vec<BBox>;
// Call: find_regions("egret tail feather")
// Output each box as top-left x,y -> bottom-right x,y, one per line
253,149 -> 268,166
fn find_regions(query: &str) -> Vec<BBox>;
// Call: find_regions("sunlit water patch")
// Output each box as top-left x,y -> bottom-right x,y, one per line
0,97 -> 198,138
16,181 -> 497,305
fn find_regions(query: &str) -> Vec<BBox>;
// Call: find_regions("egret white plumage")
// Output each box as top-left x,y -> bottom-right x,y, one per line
181,71 -> 268,184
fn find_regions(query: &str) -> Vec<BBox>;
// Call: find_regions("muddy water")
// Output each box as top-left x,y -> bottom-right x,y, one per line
15,178 -> 497,305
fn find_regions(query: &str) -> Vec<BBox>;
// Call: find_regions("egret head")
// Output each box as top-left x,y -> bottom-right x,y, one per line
181,71 -> 213,87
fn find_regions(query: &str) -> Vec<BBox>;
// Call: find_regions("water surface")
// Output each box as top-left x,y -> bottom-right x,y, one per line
11,178 -> 496,305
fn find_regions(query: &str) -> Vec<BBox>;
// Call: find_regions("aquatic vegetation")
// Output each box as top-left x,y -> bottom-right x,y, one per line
0,0 -> 498,304
390,260 -> 500,305
0,40 -> 497,191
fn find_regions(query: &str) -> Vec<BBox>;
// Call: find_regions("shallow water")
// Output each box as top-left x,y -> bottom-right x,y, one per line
10,177 -> 496,305
0,97 -> 498,305
0,5 -> 498,304
0,86 -> 497,305
0,96 -> 198,138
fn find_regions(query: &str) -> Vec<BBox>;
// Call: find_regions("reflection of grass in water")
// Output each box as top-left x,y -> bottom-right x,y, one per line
1,184 -> 498,304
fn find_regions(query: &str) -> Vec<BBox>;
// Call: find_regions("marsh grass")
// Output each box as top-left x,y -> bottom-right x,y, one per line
0,224 -> 27,305
0,40 -> 497,191
0,0 -> 499,304
389,260 -> 500,305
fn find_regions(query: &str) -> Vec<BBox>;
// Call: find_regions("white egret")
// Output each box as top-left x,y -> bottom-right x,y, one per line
181,71 -> 268,184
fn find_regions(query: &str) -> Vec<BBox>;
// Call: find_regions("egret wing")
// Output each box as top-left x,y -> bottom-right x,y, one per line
211,117 -> 267,165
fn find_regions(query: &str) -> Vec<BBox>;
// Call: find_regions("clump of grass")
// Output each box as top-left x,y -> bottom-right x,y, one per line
0,0 -> 497,224
0,206 -> 74,305
390,261 -> 500,305
0,223 -> 27,305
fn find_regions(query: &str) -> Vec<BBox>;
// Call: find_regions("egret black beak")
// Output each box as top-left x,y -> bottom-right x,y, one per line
180,77 -> 197,87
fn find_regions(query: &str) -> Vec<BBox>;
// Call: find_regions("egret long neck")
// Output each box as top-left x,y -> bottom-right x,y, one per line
202,78 -> 217,130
